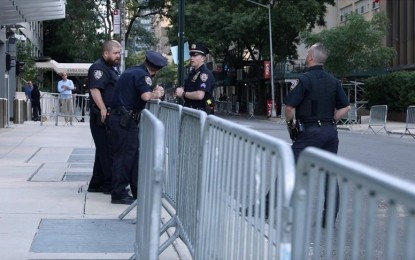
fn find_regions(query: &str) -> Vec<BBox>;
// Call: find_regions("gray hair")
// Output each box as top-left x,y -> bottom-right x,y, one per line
102,40 -> 121,53
309,43 -> 328,65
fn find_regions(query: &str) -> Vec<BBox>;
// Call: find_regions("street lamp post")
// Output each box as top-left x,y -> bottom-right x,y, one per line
246,0 -> 276,117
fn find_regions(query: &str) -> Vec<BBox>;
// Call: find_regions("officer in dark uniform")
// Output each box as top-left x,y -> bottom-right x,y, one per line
109,50 -> 167,205
87,40 -> 121,194
175,43 -> 216,114
284,42 -> 350,227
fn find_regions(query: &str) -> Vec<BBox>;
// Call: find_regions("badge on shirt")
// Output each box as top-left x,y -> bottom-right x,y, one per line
145,76 -> 152,86
200,73 -> 208,82
94,70 -> 103,80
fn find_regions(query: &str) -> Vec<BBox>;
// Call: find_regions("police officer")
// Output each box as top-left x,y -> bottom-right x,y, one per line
284,42 -> 350,227
175,43 -> 216,114
87,40 -> 121,194
109,50 -> 167,204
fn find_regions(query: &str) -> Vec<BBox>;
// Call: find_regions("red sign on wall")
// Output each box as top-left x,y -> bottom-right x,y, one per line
264,61 -> 271,79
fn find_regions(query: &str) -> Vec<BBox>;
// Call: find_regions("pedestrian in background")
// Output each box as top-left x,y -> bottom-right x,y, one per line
175,43 -> 216,114
284,42 -> 351,228
57,72 -> 75,126
31,83 -> 41,121
87,40 -> 121,194
25,81 -> 33,102
109,50 -> 167,205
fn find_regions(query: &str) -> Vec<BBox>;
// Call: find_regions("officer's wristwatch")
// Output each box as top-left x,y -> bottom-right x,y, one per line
183,91 -> 186,98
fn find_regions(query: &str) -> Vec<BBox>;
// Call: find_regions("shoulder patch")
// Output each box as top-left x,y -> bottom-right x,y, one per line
200,73 -> 208,82
94,70 -> 103,80
145,76 -> 152,86
290,79 -> 299,90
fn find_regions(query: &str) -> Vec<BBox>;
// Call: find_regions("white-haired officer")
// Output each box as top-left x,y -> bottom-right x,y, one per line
109,50 -> 167,204
175,43 -> 216,114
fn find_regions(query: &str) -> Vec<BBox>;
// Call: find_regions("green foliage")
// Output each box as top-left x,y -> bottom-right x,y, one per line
301,13 -> 396,77
166,0 -> 335,65
364,71 -> 415,111
16,41 -> 38,82
43,0 -> 105,63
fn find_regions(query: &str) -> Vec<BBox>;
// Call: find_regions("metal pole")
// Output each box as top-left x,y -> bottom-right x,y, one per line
268,4 -> 276,117
178,0 -> 185,86
120,0 -> 126,73
246,0 -> 276,117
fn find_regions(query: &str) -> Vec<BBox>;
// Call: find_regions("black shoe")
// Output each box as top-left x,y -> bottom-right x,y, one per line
80,119 -> 85,122
111,196 -> 135,205
87,186 -> 104,192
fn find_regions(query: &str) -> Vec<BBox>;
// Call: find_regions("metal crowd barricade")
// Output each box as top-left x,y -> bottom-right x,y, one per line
40,93 -> 59,126
72,94 -> 90,122
195,115 -> 295,260
157,102 -> 182,206
159,107 -> 207,257
292,147 -> 415,259
364,105 -> 388,134
131,109 -> 165,260
339,103 -> 358,127
248,102 -> 254,119
401,105 -> 415,139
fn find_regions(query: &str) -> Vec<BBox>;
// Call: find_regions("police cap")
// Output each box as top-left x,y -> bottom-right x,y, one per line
189,43 -> 209,56
145,50 -> 168,70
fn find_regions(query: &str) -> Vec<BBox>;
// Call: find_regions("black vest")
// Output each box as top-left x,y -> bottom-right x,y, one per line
296,71 -> 338,122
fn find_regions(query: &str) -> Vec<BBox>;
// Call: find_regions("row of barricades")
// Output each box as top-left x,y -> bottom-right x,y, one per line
132,100 -> 415,260
39,93 -> 90,125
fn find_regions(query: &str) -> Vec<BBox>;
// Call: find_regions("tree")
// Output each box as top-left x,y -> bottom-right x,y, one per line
16,41 -> 38,84
43,0 -> 106,63
300,13 -> 396,78
165,0 -> 335,66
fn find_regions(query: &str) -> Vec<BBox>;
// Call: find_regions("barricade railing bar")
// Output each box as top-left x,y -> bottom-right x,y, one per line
364,105 -> 388,134
159,107 -> 207,257
278,104 -> 286,124
132,109 -> 165,260
157,102 -> 182,207
293,147 -> 415,259
146,99 -> 160,116
195,115 -> 295,260
401,105 -> 415,139
248,102 -> 254,119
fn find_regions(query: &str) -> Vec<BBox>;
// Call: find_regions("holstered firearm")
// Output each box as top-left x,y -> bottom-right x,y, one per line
119,107 -> 139,128
286,120 -> 305,141
205,98 -> 214,115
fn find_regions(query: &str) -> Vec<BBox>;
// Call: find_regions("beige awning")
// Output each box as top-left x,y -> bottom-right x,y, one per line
36,60 -> 92,76
0,0 -> 66,25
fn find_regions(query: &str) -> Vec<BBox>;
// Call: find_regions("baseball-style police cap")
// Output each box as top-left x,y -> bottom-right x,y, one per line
189,43 -> 210,56
145,50 -> 168,69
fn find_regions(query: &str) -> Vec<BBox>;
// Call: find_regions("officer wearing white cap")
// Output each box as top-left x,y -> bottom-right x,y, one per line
108,50 -> 167,204
176,43 -> 216,114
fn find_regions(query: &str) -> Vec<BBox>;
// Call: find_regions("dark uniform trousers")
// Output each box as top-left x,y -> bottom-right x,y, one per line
89,117 -> 113,190
109,114 -> 139,200
292,123 -> 340,226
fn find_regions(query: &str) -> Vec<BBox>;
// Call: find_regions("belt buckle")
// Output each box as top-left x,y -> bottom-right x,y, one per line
317,120 -> 321,127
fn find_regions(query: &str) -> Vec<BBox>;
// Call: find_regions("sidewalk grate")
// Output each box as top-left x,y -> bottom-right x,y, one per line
30,219 -> 135,253
63,171 -> 91,182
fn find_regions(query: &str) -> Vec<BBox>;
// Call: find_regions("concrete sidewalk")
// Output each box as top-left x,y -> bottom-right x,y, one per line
0,119 -> 184,260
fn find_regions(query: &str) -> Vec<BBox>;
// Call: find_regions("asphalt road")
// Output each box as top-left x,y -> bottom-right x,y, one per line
219,114 -> 415,184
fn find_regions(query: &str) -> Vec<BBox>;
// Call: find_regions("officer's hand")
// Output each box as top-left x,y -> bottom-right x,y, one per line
175,87 -> 184,97
100,107 -> 107,123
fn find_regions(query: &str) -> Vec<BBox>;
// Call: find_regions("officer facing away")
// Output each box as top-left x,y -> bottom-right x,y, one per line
284,42 -> 350,227
175,43 -> 216,114
87,40 -> 122,194
109,50 -> 167,205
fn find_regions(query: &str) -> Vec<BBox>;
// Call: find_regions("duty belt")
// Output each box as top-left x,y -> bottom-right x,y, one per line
302,120 -> 334,128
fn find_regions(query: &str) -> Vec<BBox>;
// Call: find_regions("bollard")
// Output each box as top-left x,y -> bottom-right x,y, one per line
0,98 -> 8,128
13,99 -> 25,124
24,100 -> 32,121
